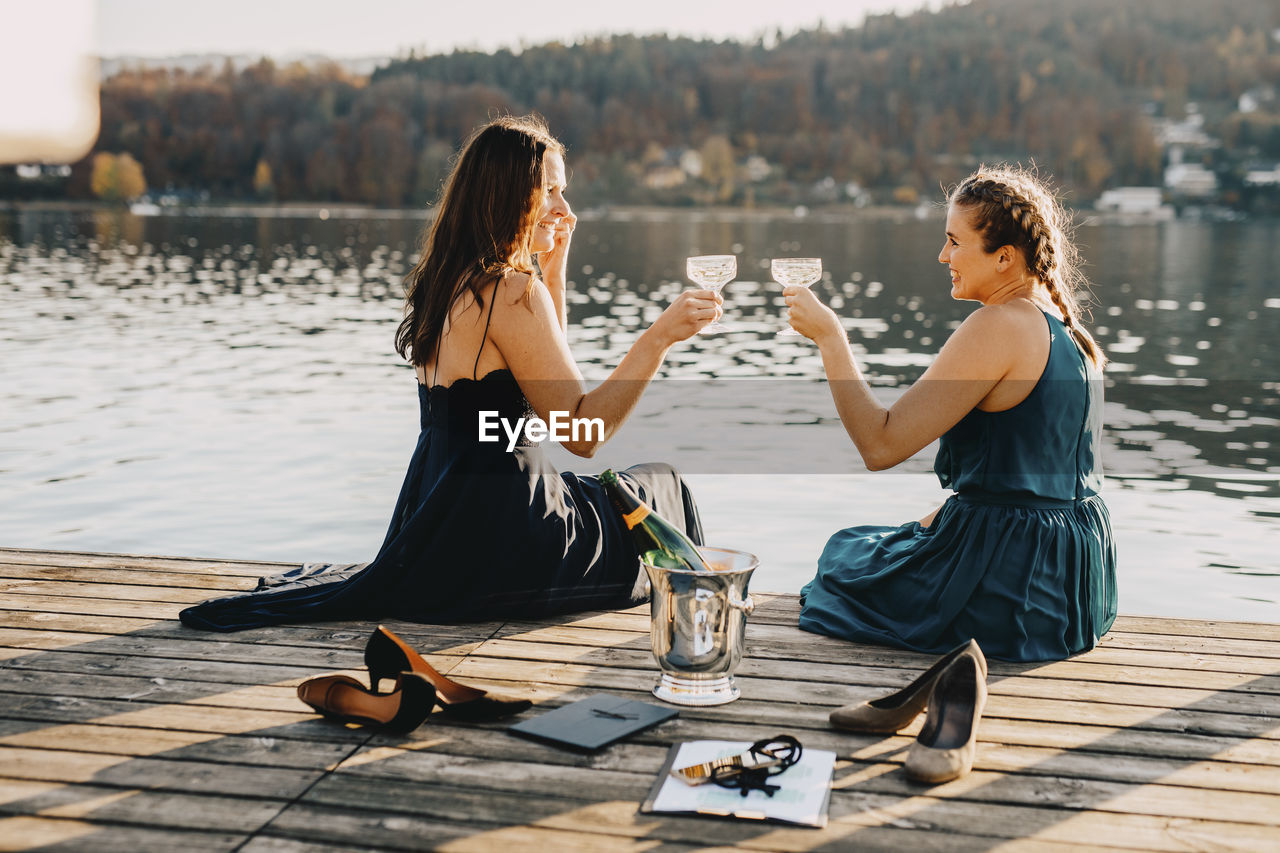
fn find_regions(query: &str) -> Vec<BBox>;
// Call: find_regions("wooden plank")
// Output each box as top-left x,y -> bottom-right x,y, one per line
353,712 -> 1280,794
0,721 -> 357,771
496,620 -> 1280,679
0,665 -> 478,718
741,619 -> 1280,675
6,682 -> 1268,800
336,710 -> 1280,799
10,666 -> 1269,809
263,804 -> 751,852
0,629 -> 478,674
2,548 -> 1274,640
511,608 -> 1280,659
355,677 -> 1280,768
0,668 -> 315,712
1101,632 -> 1280,660
10,633 -> 1244,759
961,717 -> 1280,767
0,548 -> 287,576
9,614 -> 1268,719
984,694 -> 1280,741
0,580 -> 233,605
446,656 -> 1280,739
0,745 -> 323,799
0,563 -> 260,590
1,648 -> 338,687
0,595 -> 193,620
0,650 -> 490,707
0,612 -> 503,654
0,609 -> 166,636
0,690 -> 368,743
1110,615 -> 1280,642
749,592 -> 1280,642
0,814 -> 246,853
328,729 -> 1280,827
727,590 -> 1280,642
0,777 -> 284,833
500,620 -> 1280,677
240,837 -> 387,853
456,637 -> 1280,712
299,765 -> 1277,853
567,799 -> 1271,853
262,798 -> 1123,853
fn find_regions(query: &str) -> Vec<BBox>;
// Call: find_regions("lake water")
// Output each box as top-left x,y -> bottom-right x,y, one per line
1,207 -> 1277,621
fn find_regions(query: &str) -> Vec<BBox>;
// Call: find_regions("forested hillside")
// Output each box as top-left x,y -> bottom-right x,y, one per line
28,0 -> 1280,207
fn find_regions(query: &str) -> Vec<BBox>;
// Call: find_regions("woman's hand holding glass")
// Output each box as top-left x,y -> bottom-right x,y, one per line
686,255 -> 736,333
651,288 -> 724,345
783,282 -> 843,345
773,258 -> 823,337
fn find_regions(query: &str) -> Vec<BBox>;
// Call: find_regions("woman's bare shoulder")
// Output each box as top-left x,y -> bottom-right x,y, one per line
493,268 -> 540,305
929,300 -> 1047,378
961,300 -> 1047,341
489,269 -> 556,334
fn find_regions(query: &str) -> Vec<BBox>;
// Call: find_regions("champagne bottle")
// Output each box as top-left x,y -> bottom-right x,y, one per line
601,469 -> 712,571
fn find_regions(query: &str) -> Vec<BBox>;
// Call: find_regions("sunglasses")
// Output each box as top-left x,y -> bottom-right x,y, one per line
671,734 -> 804,798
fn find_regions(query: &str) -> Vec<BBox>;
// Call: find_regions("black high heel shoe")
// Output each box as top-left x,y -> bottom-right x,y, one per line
297,672 -> 437,733
365,625 -> 532,722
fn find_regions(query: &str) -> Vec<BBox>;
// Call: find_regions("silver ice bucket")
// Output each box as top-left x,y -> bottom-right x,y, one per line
643,546 -> 758,706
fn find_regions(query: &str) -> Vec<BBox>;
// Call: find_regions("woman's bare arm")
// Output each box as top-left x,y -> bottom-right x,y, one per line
490,273 -> 720,457
786,287 -> 1044,470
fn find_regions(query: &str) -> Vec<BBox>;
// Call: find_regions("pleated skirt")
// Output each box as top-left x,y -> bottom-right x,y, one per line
798,493 -> 1117,661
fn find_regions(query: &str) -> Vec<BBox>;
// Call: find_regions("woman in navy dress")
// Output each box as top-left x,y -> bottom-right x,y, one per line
181,116 -> 720,631
785,166 -> 1116,662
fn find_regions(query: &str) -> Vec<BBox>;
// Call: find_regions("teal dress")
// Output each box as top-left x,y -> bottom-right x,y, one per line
799,312 -> 1117,662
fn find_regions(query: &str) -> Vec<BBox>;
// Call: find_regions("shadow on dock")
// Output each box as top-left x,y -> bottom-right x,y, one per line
0,551 -> 1277,850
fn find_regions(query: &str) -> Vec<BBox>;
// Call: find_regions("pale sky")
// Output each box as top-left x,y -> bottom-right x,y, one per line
96,0 -> 949,58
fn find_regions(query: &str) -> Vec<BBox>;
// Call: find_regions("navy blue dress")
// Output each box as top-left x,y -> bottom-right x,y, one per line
180,367 -> 703,631
799,311 -> 1117,661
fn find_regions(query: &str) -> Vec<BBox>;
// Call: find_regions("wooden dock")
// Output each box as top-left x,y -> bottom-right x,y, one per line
0,547 -> 1277,852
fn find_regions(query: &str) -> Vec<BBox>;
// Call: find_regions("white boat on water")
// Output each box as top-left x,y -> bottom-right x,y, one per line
1093,187 -> 1175,223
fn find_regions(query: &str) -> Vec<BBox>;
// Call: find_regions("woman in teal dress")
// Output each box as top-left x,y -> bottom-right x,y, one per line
784,166 -> 1117,662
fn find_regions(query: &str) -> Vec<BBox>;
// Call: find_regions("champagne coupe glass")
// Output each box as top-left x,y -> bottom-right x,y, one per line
686,254 -> 736,333
772,257 -> 822,336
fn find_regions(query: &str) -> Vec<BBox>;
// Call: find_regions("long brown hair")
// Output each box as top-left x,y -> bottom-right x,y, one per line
395,115 -> 564,365
949,165 -> 1106,369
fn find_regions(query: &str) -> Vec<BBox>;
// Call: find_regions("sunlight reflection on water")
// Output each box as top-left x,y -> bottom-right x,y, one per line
1,208 -> 1277,620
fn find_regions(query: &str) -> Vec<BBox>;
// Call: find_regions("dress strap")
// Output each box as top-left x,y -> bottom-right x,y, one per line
474,283 -> 499,380
430,319 -> 443,389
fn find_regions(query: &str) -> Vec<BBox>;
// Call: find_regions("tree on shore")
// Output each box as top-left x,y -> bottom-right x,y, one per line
253,159 -> 275,200
90,152 -> 146,202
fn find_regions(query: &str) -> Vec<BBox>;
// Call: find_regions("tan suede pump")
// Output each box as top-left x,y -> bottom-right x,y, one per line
829,639 -> 987,734
904,649 -> 988,783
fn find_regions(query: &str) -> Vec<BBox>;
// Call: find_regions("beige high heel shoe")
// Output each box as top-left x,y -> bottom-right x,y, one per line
904,647 -> 988,783
829,639 -> 986,733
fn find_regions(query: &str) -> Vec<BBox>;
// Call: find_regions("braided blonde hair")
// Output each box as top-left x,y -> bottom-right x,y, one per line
949,165 -> 1106,369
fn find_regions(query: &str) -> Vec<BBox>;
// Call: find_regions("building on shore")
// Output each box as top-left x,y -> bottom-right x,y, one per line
1095,187 -> 1175,221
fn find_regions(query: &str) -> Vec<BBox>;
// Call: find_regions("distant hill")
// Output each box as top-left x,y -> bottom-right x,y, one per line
98,54 -> 390,80
14,0 -> 1279,209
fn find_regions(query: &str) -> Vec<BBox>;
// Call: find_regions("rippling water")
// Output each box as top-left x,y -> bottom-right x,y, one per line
1,207 -> 1277,621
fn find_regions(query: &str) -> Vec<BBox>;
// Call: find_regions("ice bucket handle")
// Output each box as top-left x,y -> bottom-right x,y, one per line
729,591 -> 755,616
